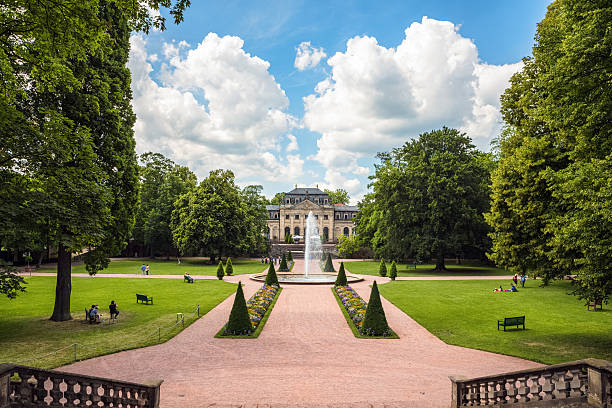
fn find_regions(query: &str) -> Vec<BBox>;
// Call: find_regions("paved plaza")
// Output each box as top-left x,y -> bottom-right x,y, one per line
60,260 -> 541,407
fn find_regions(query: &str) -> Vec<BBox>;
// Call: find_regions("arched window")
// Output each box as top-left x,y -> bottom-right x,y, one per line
343,227 -> 349,237
284,226 -> 290,237
294,226 -> 300,236
323,227 -> 329,242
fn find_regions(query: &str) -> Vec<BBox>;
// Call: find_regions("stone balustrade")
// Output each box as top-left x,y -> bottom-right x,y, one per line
450,358 -> 611,407
0,363 -> 162,407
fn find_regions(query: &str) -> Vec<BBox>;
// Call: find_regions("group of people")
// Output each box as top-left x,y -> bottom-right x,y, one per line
492,273 -> 527,293
261,256 -> 280,265
140,264 -> 150,275
88,301 -> 119,324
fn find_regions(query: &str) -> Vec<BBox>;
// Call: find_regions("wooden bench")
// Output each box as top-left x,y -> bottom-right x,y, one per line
184,275 -> 194,283
587,299 -> 603,311
136,293 -> 153,304
498,316 -> 525,331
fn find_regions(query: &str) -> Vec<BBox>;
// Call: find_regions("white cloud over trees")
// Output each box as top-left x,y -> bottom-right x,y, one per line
294,41 -> 327,71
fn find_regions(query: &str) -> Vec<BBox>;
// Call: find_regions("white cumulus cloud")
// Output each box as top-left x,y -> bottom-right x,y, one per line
294,41 -> 327,71
303,16 -> 521,184
128,33 -> 301,184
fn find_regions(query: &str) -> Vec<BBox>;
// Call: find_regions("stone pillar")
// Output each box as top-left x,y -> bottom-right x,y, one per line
585,359 -> 610,407
0,364 -> 14,408
449,376 -> 466,408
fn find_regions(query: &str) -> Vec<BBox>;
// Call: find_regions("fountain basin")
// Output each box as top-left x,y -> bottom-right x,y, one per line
251,273 -> 363,285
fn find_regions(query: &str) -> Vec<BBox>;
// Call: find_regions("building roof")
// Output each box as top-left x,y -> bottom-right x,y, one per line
266,205 -> 280,211
286,187 -> 326,195
334,205 -> 358,212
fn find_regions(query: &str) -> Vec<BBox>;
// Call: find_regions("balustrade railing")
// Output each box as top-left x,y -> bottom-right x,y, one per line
0,363 -> 162,407
450,358 -> 611,407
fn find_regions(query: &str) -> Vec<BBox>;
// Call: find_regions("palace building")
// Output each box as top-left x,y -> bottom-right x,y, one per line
266,186 -> 358,243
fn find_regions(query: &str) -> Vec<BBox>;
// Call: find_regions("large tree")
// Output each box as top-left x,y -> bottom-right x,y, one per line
324,188 -> 350,205
134,152 -> 197,257
365,127 -> 492,270
171,169 -> 249,263
488,0 -> 611,300
239,185 -> 269,256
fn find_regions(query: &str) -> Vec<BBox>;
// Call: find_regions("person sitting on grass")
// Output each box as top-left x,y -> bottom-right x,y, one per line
184,272 -> 193,283
511,283 -> 519,292
89,304 -> 101,323
109,300 -> 119,319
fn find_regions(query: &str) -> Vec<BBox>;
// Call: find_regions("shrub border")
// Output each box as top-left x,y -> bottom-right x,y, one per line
215,287 -> 283,339
332,287 -> 399,339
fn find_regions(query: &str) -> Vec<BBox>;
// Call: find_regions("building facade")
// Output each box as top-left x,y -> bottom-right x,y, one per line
266,187 -> 358,243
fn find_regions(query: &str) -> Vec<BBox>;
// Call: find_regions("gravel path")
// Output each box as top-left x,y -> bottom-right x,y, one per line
59,260 -> 540,407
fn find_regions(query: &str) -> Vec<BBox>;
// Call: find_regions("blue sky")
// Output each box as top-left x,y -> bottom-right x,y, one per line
129,0 -> 550,202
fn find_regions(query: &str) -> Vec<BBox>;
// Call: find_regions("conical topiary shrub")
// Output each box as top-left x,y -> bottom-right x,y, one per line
279,253 -> 289,271
225,257 -> 234,276
323,253 -> 335,272
216,261 -> 225,280
265,261 -> 279,285
378,259 -> 387,277
287,251 -> 293,263
389,261 -> 397,280
335,262 -> 347,286
223,282 -> 253,335
361,281 -> 391,336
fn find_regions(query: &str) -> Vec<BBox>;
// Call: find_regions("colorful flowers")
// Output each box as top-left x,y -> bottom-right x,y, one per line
246,284 -> 279,329
335,285 -> 368,328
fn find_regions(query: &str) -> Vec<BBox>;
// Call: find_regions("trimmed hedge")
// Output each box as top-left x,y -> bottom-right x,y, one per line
279,253 -> 289,271
335,262 -> 347,286
223,282 -> 253,335
389,261 -> 397,280
265,262 -> 279,285
323,253 -> 335,272
225,257 -> 234,276
361,281 -> 392,336
378,259 -> 387,277
216,261 -> 225,280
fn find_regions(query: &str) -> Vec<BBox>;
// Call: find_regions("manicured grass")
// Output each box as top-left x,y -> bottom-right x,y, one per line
0,276 -> 236,369
378,279 -> 612,364
344,260 -> 510,277
38,258 -> 267,276
331,288 -> 398,339
215,287 -> 282,339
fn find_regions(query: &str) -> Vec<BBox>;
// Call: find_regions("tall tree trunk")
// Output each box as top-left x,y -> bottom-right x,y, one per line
50,243 -> 72,321
435,249 -> 446,271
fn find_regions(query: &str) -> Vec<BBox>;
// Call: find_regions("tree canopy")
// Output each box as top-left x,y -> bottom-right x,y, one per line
324,189 -> 350,205
488,0 -> 612,302
358,127 -> 492,270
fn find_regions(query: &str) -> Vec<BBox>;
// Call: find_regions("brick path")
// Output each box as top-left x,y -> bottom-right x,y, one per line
60,260 -> 541,407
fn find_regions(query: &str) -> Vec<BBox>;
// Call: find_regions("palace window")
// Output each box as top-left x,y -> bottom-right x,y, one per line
335,214 -> 339,219
294,226 -> 300,235
295,214 -> 299,219
285,214 -> 289,219
324,215 -> 328,220
315,215 -> 319,219
343,227 -> 349,236
344,214 -> 348,219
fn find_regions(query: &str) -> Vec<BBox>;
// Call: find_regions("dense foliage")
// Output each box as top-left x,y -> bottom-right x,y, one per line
389,261 -> 397,281
216,261 -> 224,280
488,0 -> 612,302
171,170 -> 267,263
361,282 -> 392,336
133,153 -> 196,258
323,253 -> 335,272
225,258 -> 234,276
334,262 -> 347,286
357,128 -> 493,270
278,253 -> 289,271
337,234 -> 359,258
0,262 -> 26,299
378,259 -> 387,277
324,188 -> 350,205
223,282 -> 253,335
265,262 -> 279,286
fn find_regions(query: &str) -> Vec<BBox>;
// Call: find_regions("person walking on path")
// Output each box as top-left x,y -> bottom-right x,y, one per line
513,273 -> 518,286
140,264 -> 146,275
521,274 -> 527,288
145,264 -> 150,276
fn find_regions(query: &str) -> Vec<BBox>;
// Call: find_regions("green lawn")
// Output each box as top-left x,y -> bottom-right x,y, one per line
38,258 -> 267,276
0,276 -> 236,369
344,260 -> 510,277
378,279 -> 612,364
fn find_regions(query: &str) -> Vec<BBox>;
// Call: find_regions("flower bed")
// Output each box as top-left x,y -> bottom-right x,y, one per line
333,285 -> 398,338
335,285 -> 368,329
246,284 -> 280,329
216,283 -> 281,338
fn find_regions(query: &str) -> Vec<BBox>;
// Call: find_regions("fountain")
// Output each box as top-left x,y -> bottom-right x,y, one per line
251,211 -> 362,284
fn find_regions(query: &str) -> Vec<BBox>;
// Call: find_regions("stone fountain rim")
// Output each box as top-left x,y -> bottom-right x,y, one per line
250,272 -> 364,285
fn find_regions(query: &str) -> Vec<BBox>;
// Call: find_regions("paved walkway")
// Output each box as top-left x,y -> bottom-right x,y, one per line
60,260 -> 541,407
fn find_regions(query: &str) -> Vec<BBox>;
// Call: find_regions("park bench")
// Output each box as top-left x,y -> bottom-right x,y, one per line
136,293 -> 153,304
497,316 -> 525,331
587,299 -> 603,311
184,275 -> 194,283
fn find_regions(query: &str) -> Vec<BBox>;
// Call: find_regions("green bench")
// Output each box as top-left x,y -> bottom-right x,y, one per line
136,293 -> 153,304
498,316 -> 525,331
587,299 -> 603,311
